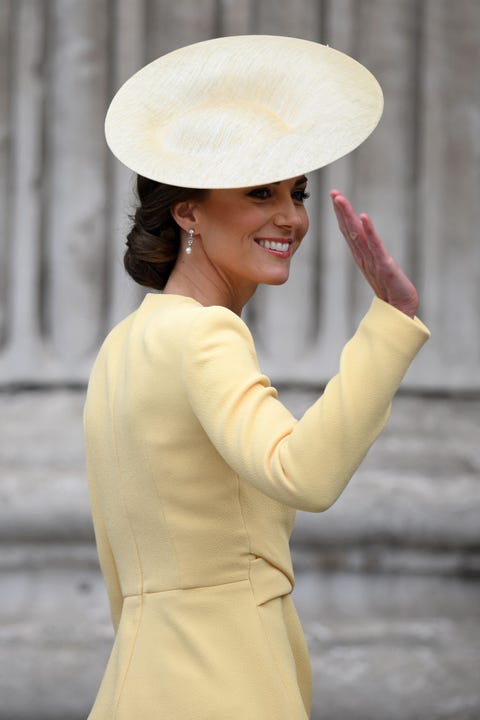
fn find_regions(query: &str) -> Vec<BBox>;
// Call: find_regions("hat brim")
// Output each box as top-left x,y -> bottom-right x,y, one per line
105,35 -> 383,189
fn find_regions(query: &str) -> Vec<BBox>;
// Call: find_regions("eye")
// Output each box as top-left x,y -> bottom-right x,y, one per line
292,189 -> 310,203
247,187 -> 272,200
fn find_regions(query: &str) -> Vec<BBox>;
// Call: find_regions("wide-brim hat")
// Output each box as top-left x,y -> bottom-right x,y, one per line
105,35 -> 383,189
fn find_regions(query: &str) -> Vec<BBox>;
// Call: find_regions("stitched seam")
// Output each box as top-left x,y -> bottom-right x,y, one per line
250,589 -> 308,719
122,575 -> 250,599
113,595 -> 144,719
143,427 -> 182,590
236,473 -> 254,562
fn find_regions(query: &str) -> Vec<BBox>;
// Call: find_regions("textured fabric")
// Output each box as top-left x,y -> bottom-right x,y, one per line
83,294 -> 429,719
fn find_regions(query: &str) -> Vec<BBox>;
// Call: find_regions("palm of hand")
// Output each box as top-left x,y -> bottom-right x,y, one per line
330,190 -> 419,319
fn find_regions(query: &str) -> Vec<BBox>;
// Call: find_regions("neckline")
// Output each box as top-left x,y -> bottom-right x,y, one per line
146,292 -> 204,306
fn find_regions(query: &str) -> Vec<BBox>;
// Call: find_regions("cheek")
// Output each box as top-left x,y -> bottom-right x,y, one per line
233,208 -> 267,234
296,211 -> 309,242
301,210 -> 310,236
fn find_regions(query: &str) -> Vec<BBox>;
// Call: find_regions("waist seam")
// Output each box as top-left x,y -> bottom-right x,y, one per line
122,575 -> 250,599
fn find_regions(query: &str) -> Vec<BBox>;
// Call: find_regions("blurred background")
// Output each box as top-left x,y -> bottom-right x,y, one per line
0,1 -> 479,718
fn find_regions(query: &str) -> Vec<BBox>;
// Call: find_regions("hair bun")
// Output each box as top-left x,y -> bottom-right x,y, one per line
124,176 -> 204,290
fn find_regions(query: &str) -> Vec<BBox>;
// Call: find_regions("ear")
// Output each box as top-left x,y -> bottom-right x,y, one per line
170,201 -> 199,233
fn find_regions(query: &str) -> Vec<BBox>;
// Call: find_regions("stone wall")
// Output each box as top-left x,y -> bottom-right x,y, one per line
1,390 -> 479,719
1,0 -> 479,390
1,1 -> 479,718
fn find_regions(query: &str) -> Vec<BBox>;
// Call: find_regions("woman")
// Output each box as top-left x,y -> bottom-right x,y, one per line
84,36 -> 429,719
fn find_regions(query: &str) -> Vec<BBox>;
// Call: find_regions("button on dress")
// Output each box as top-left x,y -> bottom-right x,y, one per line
83,294 -> 429,719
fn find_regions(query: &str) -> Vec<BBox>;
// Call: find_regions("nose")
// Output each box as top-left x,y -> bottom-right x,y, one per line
273,196 -> 304,230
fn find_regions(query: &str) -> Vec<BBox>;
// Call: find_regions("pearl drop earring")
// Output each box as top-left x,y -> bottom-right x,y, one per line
185,228 -> 194,254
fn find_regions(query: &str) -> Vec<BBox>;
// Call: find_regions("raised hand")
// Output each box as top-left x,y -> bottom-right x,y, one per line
330,190 -> 419,319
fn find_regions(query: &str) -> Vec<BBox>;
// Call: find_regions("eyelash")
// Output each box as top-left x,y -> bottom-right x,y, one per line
248,188 -> 310,202
293,190 -> 310,202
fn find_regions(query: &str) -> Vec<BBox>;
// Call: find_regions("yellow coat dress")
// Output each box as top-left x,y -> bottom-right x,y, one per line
83,294 -> 429,719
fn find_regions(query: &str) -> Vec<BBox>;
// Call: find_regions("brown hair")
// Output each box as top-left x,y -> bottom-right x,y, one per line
124,175 -> 205,290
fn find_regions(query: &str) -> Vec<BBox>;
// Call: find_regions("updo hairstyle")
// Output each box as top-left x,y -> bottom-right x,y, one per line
124,175 -> 205,290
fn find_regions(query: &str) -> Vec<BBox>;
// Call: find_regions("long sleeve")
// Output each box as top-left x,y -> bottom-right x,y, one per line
182,297 -> 430,512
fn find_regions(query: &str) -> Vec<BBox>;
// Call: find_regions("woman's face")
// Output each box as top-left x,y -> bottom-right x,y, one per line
191,175 -> 310,289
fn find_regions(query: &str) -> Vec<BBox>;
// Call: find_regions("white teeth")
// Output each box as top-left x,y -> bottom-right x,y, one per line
258,240 -> 290,252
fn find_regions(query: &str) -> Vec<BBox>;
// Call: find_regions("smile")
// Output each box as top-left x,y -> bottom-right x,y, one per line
255,238 -> 292,257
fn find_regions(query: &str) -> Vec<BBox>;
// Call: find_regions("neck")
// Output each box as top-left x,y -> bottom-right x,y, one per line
164,249 -> 257,316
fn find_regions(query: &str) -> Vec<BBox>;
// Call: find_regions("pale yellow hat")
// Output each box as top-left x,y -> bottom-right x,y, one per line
105,35 -> 383,189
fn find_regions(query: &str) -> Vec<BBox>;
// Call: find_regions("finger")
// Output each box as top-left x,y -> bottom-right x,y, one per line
329,188 -> 342,201
331,198 -> 350,239
331,194 -> 368,263
329,194 -> 384,281
359,214 -> 415,302
331,204 -> 363,263
360,213 -> 375,236
331,194 -> 360,238
360,214 -> 391,260
360,213 -> 383,246
333,194 -> 364,240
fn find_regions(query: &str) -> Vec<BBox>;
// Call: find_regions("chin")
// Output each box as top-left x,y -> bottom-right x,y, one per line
263,272 -> 290,286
